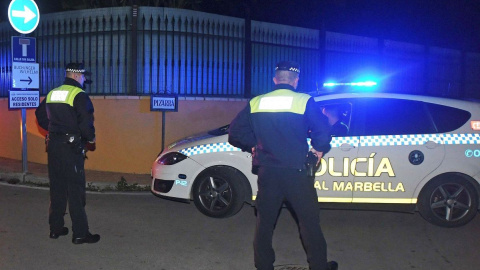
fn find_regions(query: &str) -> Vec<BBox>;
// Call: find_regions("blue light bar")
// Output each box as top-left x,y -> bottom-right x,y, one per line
323,81 -> 377,87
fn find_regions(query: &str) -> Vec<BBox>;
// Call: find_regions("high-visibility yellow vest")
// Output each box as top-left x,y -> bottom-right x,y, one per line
46,85 -> 84,106
250,89 -> 310,115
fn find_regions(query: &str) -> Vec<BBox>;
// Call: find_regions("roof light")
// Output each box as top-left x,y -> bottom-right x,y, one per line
323,81 -> 377,87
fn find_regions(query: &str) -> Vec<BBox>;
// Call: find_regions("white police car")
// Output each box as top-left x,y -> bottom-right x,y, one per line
151,92 -> 480,227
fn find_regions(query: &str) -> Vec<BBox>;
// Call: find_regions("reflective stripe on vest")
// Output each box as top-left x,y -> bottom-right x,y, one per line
250,89 -> 311,114
46,85 -> 84,107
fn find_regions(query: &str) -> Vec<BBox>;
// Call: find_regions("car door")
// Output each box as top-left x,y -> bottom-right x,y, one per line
351,98 -> 445,204
314,100 -> 358,203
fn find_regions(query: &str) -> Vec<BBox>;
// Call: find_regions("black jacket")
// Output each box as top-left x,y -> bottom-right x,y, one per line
229,84 -> 331,170
35,78 -> 95,142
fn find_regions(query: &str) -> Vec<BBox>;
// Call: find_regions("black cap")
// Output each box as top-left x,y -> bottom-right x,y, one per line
65,63 -> 91,76
275,61 -> 300,74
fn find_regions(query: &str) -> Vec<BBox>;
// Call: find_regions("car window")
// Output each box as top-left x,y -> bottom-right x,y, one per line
426,103 -> 471,132
317,100 -> 352,137
350,98 -> 437,136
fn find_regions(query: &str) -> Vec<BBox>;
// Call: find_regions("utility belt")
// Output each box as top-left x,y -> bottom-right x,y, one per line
46,132 -> 84,154
48,132 -> 82,143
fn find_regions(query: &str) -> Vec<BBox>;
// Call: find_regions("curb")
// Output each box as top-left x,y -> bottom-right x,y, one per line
274,265 -> 309,270
0,172 -> 150,193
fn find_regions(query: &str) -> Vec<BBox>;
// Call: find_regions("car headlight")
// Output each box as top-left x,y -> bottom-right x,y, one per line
157,152 -> 188,165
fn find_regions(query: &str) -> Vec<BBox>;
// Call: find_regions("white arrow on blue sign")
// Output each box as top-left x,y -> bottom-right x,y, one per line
8,0 -> 40,34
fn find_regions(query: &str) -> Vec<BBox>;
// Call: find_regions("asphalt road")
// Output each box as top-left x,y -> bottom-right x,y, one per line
1,183 -> 479,270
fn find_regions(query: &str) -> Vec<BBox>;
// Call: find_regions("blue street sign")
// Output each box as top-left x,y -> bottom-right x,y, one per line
12,36 -> 36,62
8,0 -> 40,34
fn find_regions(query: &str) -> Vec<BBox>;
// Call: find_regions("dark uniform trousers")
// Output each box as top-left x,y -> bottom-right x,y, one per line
48,134 -> 89,238
254,166 -> 327,270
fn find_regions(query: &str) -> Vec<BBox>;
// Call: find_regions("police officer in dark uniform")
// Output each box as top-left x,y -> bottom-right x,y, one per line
228,61 -> 337,270
322,105 -> 349,137
35,63 -> 100,244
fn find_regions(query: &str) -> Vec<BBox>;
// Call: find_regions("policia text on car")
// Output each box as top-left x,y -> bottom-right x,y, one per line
35,63 -> 100,244
229,61 -> 338,270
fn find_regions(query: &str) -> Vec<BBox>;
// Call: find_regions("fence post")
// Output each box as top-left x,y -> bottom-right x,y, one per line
244,1 -> 252,98
460,50 -> 466,98
129,5 -> 138,95
318,27 -> 326,92
423,46 -> 430,95
378,38 -> 385,91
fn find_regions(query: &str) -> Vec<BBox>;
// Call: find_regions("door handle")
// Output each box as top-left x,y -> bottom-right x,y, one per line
340,143 -> 356,151
424,140 -> 439,149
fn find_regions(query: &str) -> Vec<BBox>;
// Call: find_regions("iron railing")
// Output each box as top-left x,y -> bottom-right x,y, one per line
1,6 -> 479,99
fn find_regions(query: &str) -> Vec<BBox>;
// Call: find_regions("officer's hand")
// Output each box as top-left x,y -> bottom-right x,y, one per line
85,141 -> 96,152
310,149 -> 323,166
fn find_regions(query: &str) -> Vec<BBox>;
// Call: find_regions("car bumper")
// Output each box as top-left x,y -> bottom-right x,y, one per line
151,157 -> 205,199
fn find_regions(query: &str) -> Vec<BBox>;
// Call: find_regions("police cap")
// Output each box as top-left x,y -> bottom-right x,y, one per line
275,61 -> 300,74
65,63 -> 91,76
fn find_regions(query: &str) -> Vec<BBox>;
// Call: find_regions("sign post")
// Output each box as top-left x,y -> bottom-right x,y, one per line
8,0 -> 41,176
151,95 -> 178,154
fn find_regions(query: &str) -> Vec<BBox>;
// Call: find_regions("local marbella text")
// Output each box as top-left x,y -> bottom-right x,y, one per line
314,180 -> 405,192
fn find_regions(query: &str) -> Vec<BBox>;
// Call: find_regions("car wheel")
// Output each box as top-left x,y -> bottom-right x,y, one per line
418,175 -> 478,227
192,167 -> 246,218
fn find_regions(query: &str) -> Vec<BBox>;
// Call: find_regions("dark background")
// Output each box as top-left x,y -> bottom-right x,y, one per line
2,0 -> 480,51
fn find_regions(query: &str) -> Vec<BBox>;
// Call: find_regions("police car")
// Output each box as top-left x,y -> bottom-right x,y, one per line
151,92 -> 480,227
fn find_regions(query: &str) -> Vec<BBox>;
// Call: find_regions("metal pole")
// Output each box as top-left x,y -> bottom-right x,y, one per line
20,33 -> 28,176
161,111 -> 166,154
21,108 -> 28,174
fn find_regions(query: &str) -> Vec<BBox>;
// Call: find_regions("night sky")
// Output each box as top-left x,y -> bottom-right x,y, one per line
2,0 -> 480,52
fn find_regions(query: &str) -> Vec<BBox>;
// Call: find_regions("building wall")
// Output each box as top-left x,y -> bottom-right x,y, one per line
0,97 -> 247,174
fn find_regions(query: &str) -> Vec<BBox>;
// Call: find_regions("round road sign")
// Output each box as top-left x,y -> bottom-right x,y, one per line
8,0 -> 40,34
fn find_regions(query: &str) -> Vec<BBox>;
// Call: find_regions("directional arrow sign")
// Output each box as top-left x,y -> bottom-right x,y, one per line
12,62 -> 39,89
12,5 -> 36,23
20,76 -> 33,85
8,0 -> 40,34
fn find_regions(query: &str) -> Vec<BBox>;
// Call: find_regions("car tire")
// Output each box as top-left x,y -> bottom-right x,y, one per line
192,166 -> 246,218
418,175 -> 479,227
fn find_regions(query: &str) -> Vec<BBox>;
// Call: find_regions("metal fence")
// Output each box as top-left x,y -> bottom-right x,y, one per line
1,6 -> 479,99
137,8 -> 246,96
324,32 -> 480,98
0,6 -> 321,98
251,21 -> 321,96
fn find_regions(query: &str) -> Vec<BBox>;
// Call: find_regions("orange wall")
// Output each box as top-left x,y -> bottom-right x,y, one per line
0,97 -> 247,174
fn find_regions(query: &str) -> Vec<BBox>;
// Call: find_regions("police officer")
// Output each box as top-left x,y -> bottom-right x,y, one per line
35,63 -> 100,244
228,61 -> 337,270
322,105 -> 349,137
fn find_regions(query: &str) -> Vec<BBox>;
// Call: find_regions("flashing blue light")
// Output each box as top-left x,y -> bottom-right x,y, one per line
354,81 -> 377,87
323,81 -> 377,87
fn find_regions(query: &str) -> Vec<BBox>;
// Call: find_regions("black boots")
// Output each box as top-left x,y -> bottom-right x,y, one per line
72,232 -> 101,244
